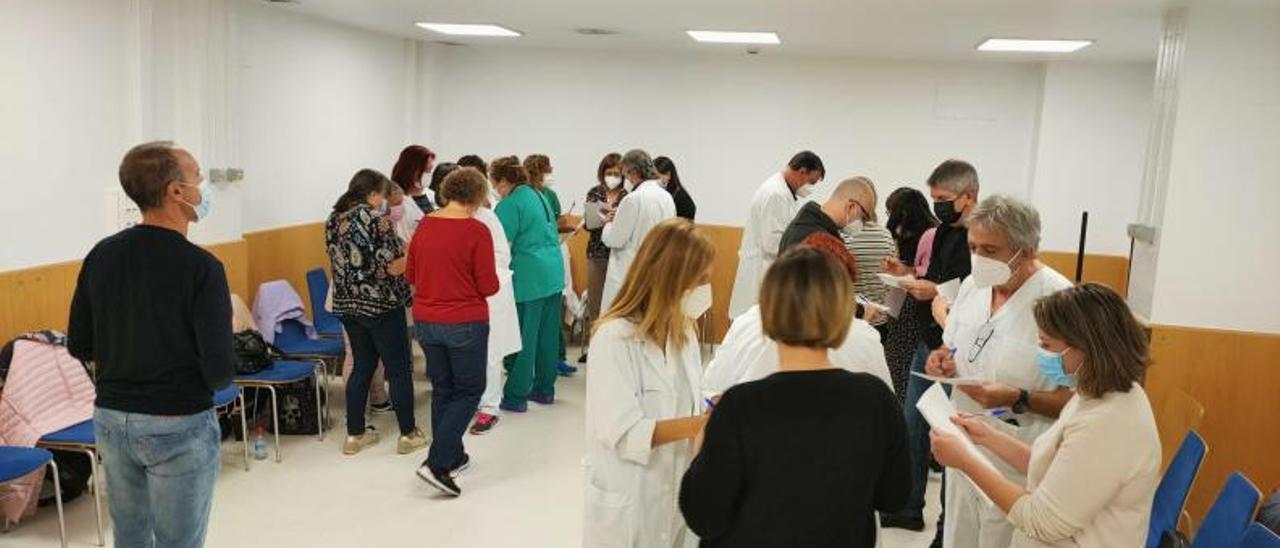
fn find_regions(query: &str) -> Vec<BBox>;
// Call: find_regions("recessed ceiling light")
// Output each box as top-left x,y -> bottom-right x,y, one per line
415,23 -> 521,37
977,38 -> 1093,53
687,30 -> 780,45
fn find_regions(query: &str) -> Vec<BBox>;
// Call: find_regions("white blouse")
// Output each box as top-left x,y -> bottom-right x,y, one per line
1009,384 -> 1161,547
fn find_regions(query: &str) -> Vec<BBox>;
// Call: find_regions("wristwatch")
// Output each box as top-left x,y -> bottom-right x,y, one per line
1012,389 -> 1030,414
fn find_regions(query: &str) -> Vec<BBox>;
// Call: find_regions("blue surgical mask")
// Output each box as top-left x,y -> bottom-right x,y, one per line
1035,347 -> 1077,387
179,183 -> 212,222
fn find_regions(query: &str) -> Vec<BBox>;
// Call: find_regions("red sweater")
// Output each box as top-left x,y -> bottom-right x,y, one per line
405,216 -> 500,323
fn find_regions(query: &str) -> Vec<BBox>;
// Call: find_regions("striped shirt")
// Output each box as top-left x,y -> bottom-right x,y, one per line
843,222 -> 897,324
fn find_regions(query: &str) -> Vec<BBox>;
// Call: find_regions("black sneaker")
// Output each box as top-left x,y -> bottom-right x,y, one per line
451,454 -> 471,477
416,462 -> 461,496
577,353 -> 588,364
879,513 -> 926,532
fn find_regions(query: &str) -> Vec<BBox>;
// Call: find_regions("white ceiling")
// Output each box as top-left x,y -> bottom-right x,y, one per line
270,0 -> 1184,62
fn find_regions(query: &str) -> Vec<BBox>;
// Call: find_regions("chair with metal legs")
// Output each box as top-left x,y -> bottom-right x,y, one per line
212,384 -> 250,471
233,360 -> 325,463
0,446 -> 67,548
36,421 -> 104,546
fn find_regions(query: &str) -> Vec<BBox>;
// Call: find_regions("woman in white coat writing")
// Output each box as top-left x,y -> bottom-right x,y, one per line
598,149 -> 676,315
584,218 -> 716,548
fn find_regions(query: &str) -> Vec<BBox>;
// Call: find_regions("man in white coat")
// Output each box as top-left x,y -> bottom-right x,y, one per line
599,149 -> 676,315
727,150 -> 826,319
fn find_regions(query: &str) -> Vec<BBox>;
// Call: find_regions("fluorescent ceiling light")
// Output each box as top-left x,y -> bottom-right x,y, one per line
415,23 -> 521,37
687,30 -> 780,45
977,38 -> 1093,53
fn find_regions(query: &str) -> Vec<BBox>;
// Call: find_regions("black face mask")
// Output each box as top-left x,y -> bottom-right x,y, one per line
934,199 -> 962,225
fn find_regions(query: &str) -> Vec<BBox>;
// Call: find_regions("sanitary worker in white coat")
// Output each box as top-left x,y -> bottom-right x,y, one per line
599,149 -> 676,315
727,150 -> 826,319
584,218 -> 716,548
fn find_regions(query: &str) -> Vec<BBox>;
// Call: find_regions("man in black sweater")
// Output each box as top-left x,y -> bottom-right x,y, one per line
777,176 -> 866,254
68,142 -> 233,548
877,159 -> 978,543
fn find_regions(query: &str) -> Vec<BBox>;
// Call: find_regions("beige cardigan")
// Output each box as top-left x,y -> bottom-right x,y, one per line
1009,384 -> 1161,547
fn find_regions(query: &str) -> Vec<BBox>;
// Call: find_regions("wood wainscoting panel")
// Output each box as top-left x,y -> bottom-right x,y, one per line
206,239 -> 249,299
1145,325 -> 1280,526
0,238 -> 250,343
1040,252 -> 1130,297
0,260 -> 83,343
244,222 -> 329,314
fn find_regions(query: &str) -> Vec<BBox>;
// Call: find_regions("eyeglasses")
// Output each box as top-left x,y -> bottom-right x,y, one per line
967,321 -> 995,363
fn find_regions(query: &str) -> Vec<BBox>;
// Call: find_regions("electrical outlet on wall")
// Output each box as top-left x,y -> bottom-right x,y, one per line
227,168 -> 244,182
209,168 -> 228,183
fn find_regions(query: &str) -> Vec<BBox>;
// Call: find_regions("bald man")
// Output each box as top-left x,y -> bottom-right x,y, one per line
778,176 -> 872,254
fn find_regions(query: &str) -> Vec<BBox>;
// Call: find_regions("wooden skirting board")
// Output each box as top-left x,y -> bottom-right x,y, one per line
0,239 -> 248,343
1145,324 -> 1280,526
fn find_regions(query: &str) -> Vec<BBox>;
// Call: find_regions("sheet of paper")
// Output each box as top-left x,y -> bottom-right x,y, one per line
884,288 -> 906,318
877,273 -> 915,288
911,370 -> 987,386
937,278 -> 961,303
583,201 -> 606,230
915,383 -> 998,506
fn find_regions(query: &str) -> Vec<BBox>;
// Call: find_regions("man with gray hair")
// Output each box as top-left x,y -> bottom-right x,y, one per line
68,142 -> 231,548
923,193 -> 1073,548
880,158 -> 980,538
599,148 -> 676,312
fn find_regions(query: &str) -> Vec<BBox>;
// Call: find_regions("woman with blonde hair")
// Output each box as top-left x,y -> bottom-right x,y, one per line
583,218 -> 716,548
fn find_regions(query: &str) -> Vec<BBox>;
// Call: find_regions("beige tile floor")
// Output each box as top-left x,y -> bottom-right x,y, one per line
4,351 -> 942,547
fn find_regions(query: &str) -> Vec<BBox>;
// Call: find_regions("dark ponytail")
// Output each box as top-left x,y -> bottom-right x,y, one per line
333,169 -> 392,213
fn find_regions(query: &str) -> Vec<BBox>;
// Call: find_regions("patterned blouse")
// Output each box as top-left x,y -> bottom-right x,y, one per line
585,185 -> 628,259
325,204 -> 411,317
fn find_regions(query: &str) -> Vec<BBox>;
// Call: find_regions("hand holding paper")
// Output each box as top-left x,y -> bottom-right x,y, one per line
917,383 -> 998,480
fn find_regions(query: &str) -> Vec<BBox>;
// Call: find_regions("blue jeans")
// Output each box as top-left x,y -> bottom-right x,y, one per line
900,342 -> 936,520
415,321 -> 489,472
94,407 -> 220,548
340,308 -> 417,436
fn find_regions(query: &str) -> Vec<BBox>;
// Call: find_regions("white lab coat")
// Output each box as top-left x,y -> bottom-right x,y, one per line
728,172 -> 800,318
941,267 -> 1073,548
702,305 -> 893,396
599,180 -> 676,315
394,199 -> 425,244
474,207 -> 522,412
583,319 -> 703,548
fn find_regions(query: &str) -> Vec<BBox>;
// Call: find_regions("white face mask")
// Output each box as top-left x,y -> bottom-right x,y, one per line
682,284 -> 713,319
970,250 -> 1022,289
604,175 -> 622,190
841,202 -> 864,236
543,175 -> 556,187
624,178 -> 636,192
796,183 -> 814,199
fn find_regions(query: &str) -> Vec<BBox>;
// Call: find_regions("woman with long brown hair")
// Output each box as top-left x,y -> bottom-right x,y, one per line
583,218 -> 715,547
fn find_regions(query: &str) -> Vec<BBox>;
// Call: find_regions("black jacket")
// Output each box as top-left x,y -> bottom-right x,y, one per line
779,202 -> 840,255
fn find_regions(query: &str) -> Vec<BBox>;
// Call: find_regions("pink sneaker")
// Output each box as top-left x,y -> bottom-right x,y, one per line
469,413 -> 499,435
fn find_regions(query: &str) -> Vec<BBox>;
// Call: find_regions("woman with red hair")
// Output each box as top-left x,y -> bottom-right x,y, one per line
391,145 -> 437,213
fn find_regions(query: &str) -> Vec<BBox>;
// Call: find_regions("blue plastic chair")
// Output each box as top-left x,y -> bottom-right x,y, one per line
37,420 -> 104,546
1191,472 -> 1263,548
305,268 -> 343,338
233,360 -> 326,462
0,446 -> 66,547
1148,431 -> 1209,547
213,384 -> 250,471
1241,523 -> 1280,548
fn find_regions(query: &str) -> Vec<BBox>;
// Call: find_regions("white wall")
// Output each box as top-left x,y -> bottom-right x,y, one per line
235,0 -> 418,232
1030,62 -> 1154,256
1145,5 -> 1280,332
428,47 -> 1046,228
0,1 -> 133,270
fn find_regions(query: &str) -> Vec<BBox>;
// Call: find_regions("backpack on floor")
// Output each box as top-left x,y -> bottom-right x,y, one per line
37,450 -> 91,506
251,377 -> 330,435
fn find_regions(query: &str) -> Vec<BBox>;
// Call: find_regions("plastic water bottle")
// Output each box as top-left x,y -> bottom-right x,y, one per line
252,425 -> 269,460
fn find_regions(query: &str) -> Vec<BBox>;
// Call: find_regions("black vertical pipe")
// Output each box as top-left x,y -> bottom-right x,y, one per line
1075,211 -> 1089,283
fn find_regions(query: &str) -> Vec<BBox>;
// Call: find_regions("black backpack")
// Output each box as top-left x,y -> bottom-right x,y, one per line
232,330 -> 281,375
